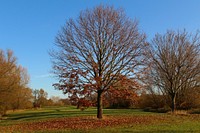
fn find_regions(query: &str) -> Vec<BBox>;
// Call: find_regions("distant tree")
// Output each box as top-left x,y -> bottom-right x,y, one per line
33,89 -> 48,108
50,5 -> 147,119
51,96 -> 60,103
10,66 -> 32,110
147,30 -> 200,113
46,99 -> 54,106
60,98 -> 71,106
50,96 -> 64,106
33,89 -> 39,108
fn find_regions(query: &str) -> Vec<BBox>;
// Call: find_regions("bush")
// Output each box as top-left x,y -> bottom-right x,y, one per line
0,106 -> 7,117
157,107 -> 171,113
188,108 -> 200,114
103,88 -> 139,109
143,106 -> 170,113
176,88 -> 200,110
138,94 -> 166,109
139,93 -> 194,113
143,107 -> 152,112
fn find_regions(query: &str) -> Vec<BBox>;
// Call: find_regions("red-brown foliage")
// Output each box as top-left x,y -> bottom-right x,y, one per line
0,115 -> 161,132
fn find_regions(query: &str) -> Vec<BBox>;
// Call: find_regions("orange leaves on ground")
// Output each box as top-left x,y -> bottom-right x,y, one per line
0,115 -> 157,132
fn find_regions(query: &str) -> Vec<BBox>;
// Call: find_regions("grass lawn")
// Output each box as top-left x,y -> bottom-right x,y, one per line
0,106 -> 200,132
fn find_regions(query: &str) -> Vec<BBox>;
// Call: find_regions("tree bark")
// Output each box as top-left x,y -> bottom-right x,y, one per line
171,94 -> 176,113
97,90 -> 103,119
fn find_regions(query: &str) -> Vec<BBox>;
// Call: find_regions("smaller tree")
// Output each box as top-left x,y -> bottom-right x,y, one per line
50,96 -> 64,106
147,30 -> 200,113
33,89 -> 48,108
10,67 -> 32,111
60,98 -> 71,106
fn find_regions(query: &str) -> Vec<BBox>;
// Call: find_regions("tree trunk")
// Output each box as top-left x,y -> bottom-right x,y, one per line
97,90 -> 103,119
171,95 -> 176,113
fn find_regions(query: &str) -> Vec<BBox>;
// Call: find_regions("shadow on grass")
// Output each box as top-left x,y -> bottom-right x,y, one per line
5,107 -> 152,122
6,109 -> 97,121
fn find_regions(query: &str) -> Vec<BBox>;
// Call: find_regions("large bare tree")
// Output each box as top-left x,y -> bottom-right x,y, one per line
50,5 -> 146,119
147,30 -> 200,113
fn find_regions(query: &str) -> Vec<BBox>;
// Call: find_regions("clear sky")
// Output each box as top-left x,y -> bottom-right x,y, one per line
1,0 -> 200,98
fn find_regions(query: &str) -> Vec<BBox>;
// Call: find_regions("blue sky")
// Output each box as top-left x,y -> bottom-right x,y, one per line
1,0 -> 200,98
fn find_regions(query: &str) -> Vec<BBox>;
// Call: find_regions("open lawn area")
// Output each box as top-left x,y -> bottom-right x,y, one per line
0,106 -> 200,133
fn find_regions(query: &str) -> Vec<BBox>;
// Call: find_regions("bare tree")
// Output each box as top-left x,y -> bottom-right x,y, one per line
147,30 -> 200,113
50,5 -> 146,119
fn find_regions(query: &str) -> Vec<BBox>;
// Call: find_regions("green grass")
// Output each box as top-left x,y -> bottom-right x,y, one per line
101,120 -> 200,133
1,106 -> 150,124
0,106 -> 200,132
0,106 -> 93,125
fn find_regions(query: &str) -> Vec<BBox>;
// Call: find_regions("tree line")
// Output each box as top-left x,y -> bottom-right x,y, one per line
0,51 -> 67,117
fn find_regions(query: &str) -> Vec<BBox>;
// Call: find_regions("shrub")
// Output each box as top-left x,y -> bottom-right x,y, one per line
188,108 -> 200,114
138,94 -> 166,109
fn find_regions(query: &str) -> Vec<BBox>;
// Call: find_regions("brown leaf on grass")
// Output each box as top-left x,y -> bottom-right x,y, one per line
0,115 -> 161,132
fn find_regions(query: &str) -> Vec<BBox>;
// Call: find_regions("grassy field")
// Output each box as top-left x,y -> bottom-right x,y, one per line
0,106 -> 200,132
